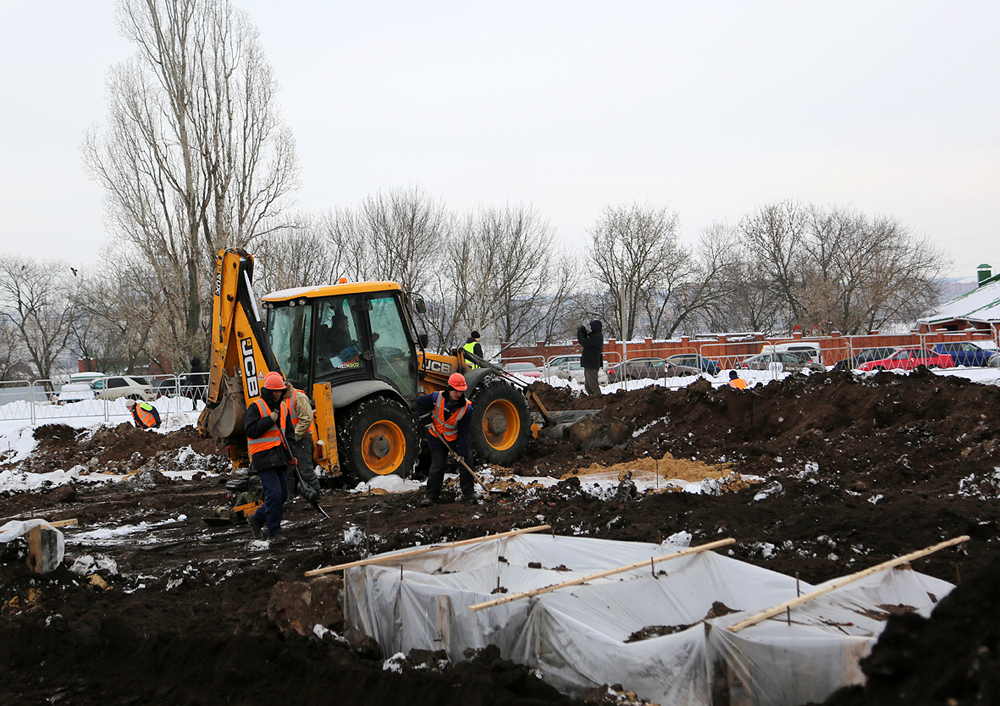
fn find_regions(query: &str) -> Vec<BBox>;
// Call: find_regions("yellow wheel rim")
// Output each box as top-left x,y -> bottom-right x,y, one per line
361,419 -> 407,475
481,398 -> 520,451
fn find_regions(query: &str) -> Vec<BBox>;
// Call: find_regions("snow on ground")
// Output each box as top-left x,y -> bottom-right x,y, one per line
3,366 -> 999,498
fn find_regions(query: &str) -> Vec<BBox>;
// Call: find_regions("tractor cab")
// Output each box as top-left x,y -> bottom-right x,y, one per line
263,283 -> 421,401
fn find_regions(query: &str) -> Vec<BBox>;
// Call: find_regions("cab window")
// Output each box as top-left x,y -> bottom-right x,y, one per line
369,295 -> 416,397
267,303 -> 313,390
315,297 -> 363,376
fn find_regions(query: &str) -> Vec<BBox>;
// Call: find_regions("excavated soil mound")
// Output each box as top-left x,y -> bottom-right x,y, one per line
2,369 -> 1000,705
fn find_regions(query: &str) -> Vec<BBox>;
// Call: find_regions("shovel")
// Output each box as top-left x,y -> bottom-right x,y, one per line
278,426 -> 330,519
427,426 -> 493,497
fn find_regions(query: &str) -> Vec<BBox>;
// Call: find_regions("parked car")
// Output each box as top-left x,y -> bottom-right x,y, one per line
95,375 -> 157,401
55,383 -> 96,405
665,353 -> 721,375
769,342 -> 823,364
857,347 -> 955,372
606,357 -> 701,383
738,351 -> 826,373
156,372 -> 211,399
503,362 -> 542,379
931,342 -> 1000,368
544,355 -> 609,385
833,347 -> 901,371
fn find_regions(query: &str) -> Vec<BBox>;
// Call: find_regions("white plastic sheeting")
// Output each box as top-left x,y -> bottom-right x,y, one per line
343,533 -> 953,706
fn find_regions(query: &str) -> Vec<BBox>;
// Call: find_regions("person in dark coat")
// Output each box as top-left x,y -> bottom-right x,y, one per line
244,371 -> 295,546
416,373 -> 478,505
463,331 -> 484,369
577,320 -> 604,396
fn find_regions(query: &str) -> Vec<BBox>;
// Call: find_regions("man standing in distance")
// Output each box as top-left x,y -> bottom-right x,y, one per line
463,331 -> 483,369
577,320 -> 604,396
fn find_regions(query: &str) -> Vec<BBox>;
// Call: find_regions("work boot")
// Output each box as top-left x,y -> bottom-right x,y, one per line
268,533 -> 289,548
247,513 -> 265,540
463,493 -> 482,504
419,497 -> 436,507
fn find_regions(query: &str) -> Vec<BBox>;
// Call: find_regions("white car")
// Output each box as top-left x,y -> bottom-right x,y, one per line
544,355 -> 609,385
55,383 -> 97,405
94,375 -> 157,402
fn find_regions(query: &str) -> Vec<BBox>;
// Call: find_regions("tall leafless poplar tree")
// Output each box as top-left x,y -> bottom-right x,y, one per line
83,0 -> 298,363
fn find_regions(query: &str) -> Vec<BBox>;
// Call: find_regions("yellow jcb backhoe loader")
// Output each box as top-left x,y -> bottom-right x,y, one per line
198,249 -> 628,521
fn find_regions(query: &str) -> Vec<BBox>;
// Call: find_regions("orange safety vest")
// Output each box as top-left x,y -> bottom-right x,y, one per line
247,397 -> 293,460
728,378 -> 747,390
290,389 -> 314,435
132,403 -> 158,428
431,392 -> 471,442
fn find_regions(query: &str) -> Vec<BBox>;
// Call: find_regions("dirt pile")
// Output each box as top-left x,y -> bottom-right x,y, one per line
825,554 -> 1000,705
2,369 -> 1000,705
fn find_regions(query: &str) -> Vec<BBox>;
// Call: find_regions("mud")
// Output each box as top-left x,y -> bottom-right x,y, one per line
2,369 -> 1000,705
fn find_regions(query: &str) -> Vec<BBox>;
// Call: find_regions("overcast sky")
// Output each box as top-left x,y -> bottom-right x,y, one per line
1,1 -> 997,280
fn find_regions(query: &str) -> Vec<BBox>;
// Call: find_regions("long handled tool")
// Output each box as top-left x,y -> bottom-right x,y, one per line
428,425 -> 493,496
277,425 -> 330,519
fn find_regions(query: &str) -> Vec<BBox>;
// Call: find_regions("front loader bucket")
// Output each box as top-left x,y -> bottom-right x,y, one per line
538,409 -> 633,450
197,374 -> 246,441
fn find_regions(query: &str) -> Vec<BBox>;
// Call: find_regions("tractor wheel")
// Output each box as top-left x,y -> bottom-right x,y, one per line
337,396 -> 419,482
469,378 -> 531,466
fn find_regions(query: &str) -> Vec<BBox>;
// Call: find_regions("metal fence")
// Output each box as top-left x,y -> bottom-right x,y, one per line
0,376 -> 207,424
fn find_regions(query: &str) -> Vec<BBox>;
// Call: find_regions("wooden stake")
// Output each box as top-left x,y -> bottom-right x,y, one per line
727,535 -> 970,633
468,538 -> 736,612
304,525 -> 551,577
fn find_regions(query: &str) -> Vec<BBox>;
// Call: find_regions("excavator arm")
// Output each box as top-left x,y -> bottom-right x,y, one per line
198,249 -> 280,466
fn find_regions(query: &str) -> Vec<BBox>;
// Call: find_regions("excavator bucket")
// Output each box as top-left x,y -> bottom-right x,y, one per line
198,373 -> 246,441
537,408 -> 633,450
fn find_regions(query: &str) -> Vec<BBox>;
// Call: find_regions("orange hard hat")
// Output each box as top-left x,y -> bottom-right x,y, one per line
263,371 -> 285,390
448,373 -> 468,391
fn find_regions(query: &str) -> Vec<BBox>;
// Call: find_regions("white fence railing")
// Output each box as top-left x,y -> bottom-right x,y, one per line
0,377 -> 207,424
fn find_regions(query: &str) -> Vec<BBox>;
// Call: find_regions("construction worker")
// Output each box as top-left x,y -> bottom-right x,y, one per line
127,400 -> 161,429
244,371 -> 295,546
577,320 -> 604,396
463,331 -> 483,369
728,370 -> 748,390
284,381 -> 321,499
416,373 -> 478,505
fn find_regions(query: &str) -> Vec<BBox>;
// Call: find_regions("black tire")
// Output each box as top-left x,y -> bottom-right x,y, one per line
336,396 -> 419,482
469,377 -> 531,466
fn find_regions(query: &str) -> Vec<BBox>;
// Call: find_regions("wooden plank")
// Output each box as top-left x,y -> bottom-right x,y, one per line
727,535 -> 970,633
48,519 -> 78,528
304,525 -> 551,577
26,525 -> 60,574
468,538 -> 737,612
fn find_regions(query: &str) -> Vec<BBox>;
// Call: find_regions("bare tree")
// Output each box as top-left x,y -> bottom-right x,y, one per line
0,257 -> 78,382
83,0 -> 298,362
254,219 -> 340,293
738,201 -> 809,327
535,253 -> 584,344
322,186 -> 450,292
71,247 -> 167,373
735,203 -> 945,335
0,315 -> 26,381
587,203 -> 686,339
453,205 -> 559,347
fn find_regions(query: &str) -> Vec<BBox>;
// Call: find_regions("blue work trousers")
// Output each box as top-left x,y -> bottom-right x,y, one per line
251,466 -> 288,537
